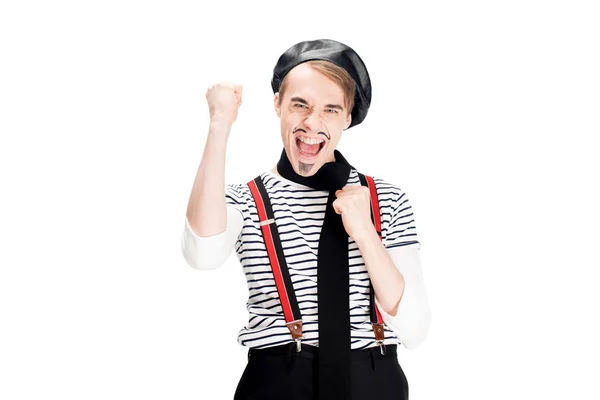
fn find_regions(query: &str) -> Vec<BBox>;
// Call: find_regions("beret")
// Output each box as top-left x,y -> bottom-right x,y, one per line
271,39 -> 372,129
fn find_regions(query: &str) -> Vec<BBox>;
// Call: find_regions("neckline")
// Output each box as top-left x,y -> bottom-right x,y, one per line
262,168 -> 356,190
263,170 -> 315,190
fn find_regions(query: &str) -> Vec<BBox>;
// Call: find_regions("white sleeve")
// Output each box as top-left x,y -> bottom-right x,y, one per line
375,246 -> 431,349
180,205 -> 244,270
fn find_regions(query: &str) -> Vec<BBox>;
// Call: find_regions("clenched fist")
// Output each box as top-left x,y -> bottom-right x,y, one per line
206,82 -> 243,126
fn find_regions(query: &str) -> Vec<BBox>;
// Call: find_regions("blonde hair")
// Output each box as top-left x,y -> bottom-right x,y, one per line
278,60 -> 355,116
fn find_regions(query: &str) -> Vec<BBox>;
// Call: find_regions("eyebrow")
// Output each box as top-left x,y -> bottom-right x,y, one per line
290,96 -> 344,111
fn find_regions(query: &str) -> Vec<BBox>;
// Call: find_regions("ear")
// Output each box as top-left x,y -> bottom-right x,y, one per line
344,112 -> 352,129
274,93 -> 281,117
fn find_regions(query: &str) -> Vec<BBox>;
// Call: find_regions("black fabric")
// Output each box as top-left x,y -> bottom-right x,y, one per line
276,147 -> 355,399
271,38 -> 372,129
233,343 -> 408,400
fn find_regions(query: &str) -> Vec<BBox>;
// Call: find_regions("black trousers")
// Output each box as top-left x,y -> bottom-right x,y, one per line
234,342 -> 409,400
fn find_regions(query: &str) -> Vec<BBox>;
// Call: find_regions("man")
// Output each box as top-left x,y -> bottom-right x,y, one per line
182,39 -> 431,400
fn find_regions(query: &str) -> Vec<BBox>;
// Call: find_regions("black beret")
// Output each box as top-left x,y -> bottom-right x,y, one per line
271,39 -> 372,129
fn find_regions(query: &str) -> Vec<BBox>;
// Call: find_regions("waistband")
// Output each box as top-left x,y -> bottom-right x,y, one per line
248,342 -> 397,362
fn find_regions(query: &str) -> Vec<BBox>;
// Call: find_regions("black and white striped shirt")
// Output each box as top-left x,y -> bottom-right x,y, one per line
181,168 -> 430,350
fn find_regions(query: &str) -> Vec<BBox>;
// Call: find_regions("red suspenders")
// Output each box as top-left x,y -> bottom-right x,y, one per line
247,178 -> 304,351
247,172 -> 387,354
360,174 -> 387,354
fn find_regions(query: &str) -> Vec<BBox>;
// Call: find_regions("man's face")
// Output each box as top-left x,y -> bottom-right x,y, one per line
274,63 -> 352,176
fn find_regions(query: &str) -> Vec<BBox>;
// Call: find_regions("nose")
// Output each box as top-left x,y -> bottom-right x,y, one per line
303,108 -> 322,131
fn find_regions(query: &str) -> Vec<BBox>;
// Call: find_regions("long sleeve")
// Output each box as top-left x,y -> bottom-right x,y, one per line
181,183 -> 249,270
375,246 -> 431,349
375,181 -> 430,349
180,205 -> 243,270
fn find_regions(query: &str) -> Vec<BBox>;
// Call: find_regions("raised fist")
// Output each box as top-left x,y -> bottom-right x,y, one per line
205,82 -> 243,126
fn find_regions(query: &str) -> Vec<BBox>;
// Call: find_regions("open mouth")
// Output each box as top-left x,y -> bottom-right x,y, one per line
295,136 -> 326,158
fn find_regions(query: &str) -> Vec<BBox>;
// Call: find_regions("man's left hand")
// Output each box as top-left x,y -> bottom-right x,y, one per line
333,186 -> 376,243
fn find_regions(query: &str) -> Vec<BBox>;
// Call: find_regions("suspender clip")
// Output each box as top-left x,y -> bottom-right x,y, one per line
286,320 -> 304,352
372,323 -> 386,355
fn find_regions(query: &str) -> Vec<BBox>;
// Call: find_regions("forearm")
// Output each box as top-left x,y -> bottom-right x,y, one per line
376,247 -> 431,349
185,120 -> 231,237
355,229 -> 405,316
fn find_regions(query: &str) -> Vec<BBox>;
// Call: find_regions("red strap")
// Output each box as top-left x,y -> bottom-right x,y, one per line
365,175 -> 383,325
247,180 -> 295,323
365,175 -> 382,235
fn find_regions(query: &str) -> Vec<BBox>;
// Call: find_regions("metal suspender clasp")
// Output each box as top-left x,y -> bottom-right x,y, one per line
372,323 -> 386,355
286,320 -> 304,352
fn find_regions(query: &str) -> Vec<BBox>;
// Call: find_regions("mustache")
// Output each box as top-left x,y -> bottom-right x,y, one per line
293,127 -> 330,141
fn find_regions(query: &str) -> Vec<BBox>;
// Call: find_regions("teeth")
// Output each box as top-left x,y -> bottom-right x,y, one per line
297,136 -> 325,145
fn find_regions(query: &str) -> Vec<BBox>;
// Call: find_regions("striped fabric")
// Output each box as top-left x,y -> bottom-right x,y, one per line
225,169 -> 420,350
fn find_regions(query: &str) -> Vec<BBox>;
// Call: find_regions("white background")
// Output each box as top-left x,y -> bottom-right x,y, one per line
1,0 -> 599,399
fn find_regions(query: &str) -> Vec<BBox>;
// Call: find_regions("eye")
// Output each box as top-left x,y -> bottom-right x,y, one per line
325,109 -> 338,114
294,103 -> 308,109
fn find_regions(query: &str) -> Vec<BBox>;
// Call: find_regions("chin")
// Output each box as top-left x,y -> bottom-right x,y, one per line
292,147 -> 327,174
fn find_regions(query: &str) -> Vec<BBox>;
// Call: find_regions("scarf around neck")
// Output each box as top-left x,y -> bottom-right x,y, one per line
276,147 -> 354,399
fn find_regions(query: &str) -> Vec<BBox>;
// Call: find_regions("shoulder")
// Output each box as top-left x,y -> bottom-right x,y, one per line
366,174 -> 418,222
225,182 -> 250,202
367,175 -> 421,249
363,173 -> 409,204
225,170 -> 283,203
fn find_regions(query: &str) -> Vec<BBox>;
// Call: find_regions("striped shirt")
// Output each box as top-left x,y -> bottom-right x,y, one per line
182,168 -> 426,350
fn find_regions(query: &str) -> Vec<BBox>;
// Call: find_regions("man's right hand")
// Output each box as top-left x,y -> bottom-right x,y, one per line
206,82 -> 243,128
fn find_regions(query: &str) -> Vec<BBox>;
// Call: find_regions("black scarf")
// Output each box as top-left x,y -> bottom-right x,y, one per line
277,147 -> 354,399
